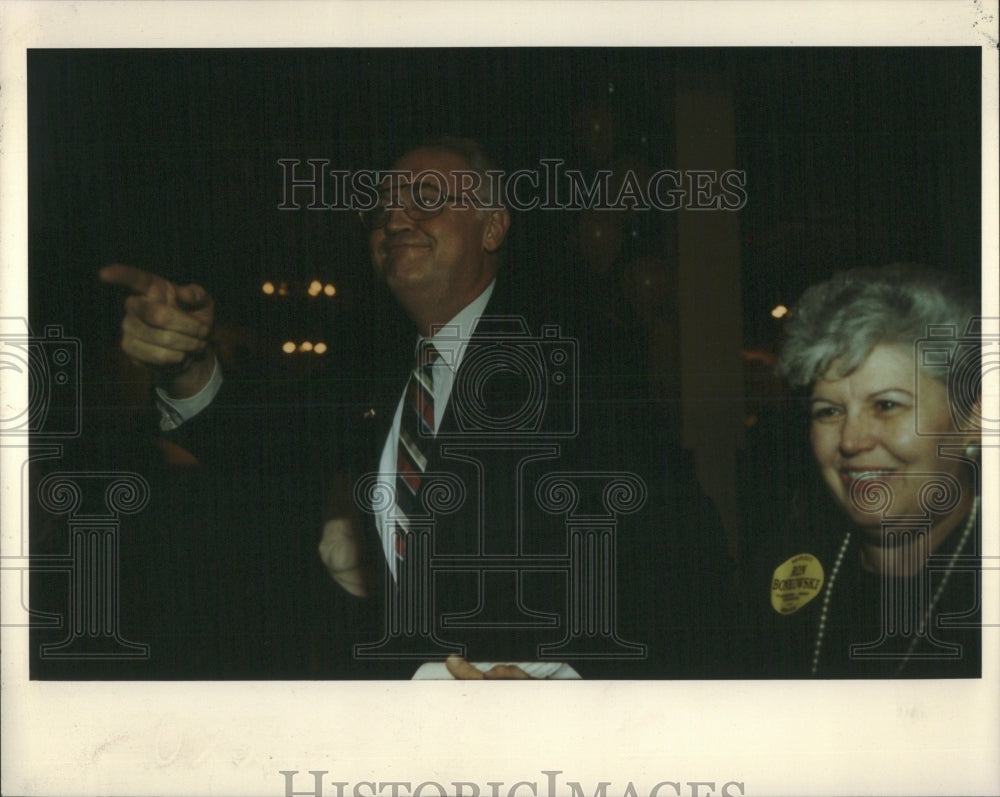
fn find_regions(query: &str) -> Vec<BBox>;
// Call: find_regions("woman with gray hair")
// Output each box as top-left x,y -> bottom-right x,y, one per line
752,264 -> 982,677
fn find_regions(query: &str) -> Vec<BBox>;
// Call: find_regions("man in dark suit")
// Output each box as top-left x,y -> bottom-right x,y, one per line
101,138 -> 735,679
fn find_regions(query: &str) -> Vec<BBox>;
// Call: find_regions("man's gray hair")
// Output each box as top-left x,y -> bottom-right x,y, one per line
411,136 -> 504,209
777,263 -> 979,389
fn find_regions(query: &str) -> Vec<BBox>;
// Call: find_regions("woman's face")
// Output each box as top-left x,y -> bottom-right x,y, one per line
809,343 -> 974,531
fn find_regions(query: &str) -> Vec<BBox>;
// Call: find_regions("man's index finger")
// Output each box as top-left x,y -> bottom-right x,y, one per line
98,264 -> 158,295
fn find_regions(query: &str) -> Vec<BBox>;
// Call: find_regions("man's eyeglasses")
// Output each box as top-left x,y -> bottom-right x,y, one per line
359,182 -> 466,232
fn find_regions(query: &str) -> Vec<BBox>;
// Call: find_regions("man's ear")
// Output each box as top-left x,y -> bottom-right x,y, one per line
482,207 -> 511,253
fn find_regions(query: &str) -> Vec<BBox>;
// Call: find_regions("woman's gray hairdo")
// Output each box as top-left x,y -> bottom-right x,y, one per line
777,263 -> 979,390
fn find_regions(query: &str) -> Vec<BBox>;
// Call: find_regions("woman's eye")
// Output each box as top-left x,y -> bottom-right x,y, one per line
810,405 -> 840,421
875,400 -> 901,412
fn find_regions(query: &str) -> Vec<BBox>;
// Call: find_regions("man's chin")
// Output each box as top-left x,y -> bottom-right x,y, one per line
383,268 -> 440,307
379,255 -> 429,286
385,266 -> 430,290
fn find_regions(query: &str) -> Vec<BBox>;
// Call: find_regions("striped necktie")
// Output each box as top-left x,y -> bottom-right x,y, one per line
393,341 -> 440,561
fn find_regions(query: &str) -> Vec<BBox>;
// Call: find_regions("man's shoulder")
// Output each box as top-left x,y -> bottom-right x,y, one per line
482,270 -> 628,356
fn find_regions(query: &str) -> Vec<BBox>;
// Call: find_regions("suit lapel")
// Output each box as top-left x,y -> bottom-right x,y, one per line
360,275 -> 524,579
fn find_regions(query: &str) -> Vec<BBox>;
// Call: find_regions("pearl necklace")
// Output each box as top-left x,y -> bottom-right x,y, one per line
810,528 -> 853,675
810,495 -> 979,677
894,494 -> 979,675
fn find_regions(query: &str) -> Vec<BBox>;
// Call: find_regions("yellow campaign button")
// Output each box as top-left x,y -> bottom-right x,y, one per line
770,553 -> 824,614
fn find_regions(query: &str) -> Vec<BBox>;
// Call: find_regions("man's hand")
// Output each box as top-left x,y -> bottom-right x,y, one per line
99,264 -> 215,398
318,517 -> 370,597
445,655 -> 532,679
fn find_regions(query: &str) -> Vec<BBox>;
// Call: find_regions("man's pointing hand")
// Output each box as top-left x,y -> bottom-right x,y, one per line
99,264 -> 216,398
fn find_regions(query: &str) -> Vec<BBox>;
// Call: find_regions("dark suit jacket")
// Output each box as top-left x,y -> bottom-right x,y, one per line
129,269 -> 738,679
325,272 -> 738,678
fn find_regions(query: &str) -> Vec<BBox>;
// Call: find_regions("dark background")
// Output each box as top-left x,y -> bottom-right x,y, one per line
26,48 -> 982,637
28,47 -> 981,350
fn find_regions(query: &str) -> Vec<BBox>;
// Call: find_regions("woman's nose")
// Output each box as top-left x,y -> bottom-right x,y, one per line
838,411 -> 876,455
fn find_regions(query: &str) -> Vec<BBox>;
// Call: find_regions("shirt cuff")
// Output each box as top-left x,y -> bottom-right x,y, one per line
154,359 -> 223,431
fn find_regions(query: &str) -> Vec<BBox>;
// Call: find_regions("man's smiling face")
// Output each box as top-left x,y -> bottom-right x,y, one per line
369,147 -> 505,332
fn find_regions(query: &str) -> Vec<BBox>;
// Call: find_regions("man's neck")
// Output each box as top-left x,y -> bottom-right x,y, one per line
410,278 -> 497,339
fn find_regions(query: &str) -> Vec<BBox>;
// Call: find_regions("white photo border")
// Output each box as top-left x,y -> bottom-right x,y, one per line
2,3 -> 998,796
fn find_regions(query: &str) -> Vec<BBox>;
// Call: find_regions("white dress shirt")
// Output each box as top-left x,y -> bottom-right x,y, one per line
155,357 -> 223,430
375,281 -> 495,579
154,280 -> 496,583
